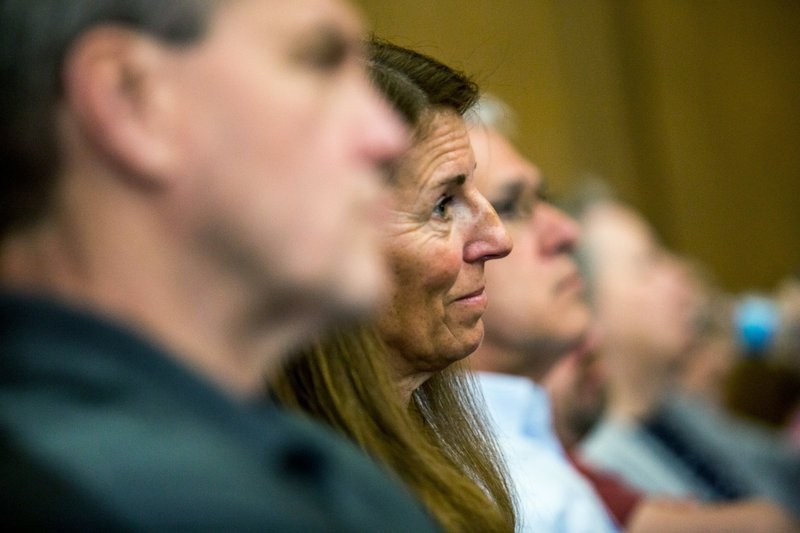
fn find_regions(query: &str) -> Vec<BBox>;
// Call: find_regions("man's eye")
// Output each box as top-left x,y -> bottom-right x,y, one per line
492,198 -> 535,220
309,41 -> 347,70
298,32 -> 349,71
433,195 -> 454,219
491,198 -> 517,217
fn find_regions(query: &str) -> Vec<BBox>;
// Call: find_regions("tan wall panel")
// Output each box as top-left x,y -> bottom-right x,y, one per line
355,0 -> 800,291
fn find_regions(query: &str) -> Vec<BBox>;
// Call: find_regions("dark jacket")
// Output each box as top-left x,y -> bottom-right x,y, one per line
0,291 -> 437,531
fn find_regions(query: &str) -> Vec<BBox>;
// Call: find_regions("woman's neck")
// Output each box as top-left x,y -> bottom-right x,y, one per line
394,370 -> 434,406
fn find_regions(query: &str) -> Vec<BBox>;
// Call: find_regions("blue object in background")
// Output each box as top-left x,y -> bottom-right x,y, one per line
734,295 -> 780,355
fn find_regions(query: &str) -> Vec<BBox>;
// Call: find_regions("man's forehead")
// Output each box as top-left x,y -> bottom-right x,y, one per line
487,161 -> 541,197
492,136 -> 540,186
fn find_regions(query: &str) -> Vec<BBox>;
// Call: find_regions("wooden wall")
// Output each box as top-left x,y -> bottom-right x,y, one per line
354,0 -> 800,291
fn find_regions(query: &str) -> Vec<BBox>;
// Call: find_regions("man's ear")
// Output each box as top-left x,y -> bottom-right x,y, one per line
61,26 -> 183,188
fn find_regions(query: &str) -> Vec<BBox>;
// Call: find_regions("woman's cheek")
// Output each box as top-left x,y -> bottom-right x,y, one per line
386,232 -> 458,285
420,245 -> 463,292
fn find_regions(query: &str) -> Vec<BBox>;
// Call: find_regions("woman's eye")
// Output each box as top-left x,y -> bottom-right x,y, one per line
433,195 -> 454,220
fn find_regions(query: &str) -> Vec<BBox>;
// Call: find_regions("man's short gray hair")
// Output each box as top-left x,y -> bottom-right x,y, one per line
465,93 -> 518,138
0,0 -> 219,238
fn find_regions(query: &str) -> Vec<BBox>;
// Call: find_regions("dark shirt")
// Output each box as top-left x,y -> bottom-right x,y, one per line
654,394 -> 800,517
642,406 -> 750,501
0,291 -> 437,531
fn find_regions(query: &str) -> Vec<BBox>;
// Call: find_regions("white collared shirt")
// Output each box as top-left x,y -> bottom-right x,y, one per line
477,372 -> 620,533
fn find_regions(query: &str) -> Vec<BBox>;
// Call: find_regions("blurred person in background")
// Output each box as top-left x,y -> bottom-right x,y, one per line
546,338 -> 799,532
575,191 -> 800,519
465,97 -> 618,532
726,275 -> 800,439
732,275 -> 800,366
668,268 -> 800,516
676,265 -> 800,450
775,276 -> 800,366
676,274 -> 738,409
466,96 -> 797,531
0,1 -> 440,530
272,39 -> 516,532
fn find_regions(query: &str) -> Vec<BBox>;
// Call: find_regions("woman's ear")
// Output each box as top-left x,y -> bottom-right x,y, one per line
61,26 -> 183,188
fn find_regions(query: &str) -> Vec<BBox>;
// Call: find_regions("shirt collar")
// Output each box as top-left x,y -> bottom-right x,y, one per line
476,371 -> 554,441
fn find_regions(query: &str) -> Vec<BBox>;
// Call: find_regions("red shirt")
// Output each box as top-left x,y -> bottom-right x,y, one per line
568,452 -> 643,527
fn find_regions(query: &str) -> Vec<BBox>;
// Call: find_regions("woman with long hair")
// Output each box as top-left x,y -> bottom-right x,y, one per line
272,38 -> 517,532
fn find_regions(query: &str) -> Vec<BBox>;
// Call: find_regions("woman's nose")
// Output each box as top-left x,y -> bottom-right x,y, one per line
463,193 -> 513,263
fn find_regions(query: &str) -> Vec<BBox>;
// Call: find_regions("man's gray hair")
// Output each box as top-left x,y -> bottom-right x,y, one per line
465,93 -> 518,138
0,0 -> 219,238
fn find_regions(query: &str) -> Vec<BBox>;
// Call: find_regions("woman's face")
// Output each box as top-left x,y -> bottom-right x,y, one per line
376,110 -> 512,377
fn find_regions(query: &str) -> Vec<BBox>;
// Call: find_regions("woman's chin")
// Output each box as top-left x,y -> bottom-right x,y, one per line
449,323 -> 486,362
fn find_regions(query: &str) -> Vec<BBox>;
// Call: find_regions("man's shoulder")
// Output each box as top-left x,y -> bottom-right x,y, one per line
3,370 -> 437,529
580,418 -> 657,481
0,295 -> 436,531
582,417 -> 643,451
2,381 -> 435,530
580,417 -> 705,498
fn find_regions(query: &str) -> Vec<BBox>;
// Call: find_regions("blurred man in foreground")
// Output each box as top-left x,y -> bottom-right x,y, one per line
0,1 -> 437,529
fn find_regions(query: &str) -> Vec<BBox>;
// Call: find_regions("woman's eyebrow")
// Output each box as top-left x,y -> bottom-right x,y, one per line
433,174 -> 467,189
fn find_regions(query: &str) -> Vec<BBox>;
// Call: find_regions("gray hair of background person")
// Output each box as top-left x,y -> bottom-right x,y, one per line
467,95 -> 612,304
0,0 -> 217,237
465,92 -> 518,138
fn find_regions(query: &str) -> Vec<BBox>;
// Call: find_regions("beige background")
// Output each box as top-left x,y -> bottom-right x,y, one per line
354,0 -> 800,291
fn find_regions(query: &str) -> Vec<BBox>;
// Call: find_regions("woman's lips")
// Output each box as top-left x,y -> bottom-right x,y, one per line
453,287 -> 487,307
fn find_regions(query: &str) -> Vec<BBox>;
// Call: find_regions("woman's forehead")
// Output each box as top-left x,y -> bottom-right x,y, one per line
400,111 -> 475,188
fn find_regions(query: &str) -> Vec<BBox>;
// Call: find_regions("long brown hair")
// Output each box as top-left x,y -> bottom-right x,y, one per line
273,326 -> 516,532
271,39 -> 516,532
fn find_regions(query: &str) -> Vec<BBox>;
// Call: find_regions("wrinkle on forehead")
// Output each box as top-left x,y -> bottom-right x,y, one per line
401,110 -> 474,195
